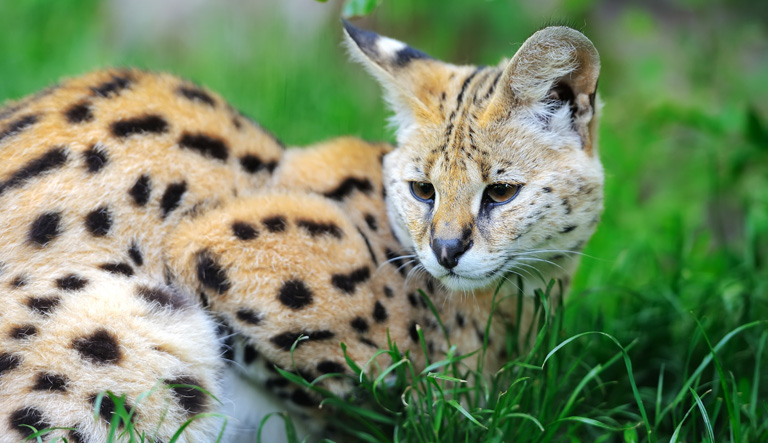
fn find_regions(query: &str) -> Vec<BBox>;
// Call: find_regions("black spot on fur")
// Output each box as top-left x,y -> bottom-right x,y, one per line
128,242 -> 143,266
99,263 -> 133,277
0,147 -> 67,196
561,225 -> 577,233
323,177 -> 373,201
455,313 -> 465,328
266,377 -> 289,389
216,322 -> 235,362
177,85 -> 215,107
74,329 -> 121,364
179,133 -> 229,161
474,328 -> 488,345
240,154 -> 278,174
56,274 -> 88,291
426,279 -> 435,294
161,181 -> 187,217
383,286 -> 394,298
561,198 -> 572,214
112,115 -> 168,137
359,337 -> 379,349
69,429 -> 86,443
29,211 -> 62,246
0,353 -> 21,375
350,317 -> 369,333
10,325 -> 37,339
33,372 -> 68,391
65,102 -> 94,123
373,301 -> 388,323
542,187 -> 552,193
196,251 -> 230,294
83,144 -> 108,172
237,308 -> 263,325
129,174 -> 151,206
164,265 -> 175,285
89,393 -> 133,424
385,249 -> 407,277
331,266 -> 370,294
0,114 -> 37,143
291,389 -> 318,407
263,216 -> 287,233
317,360 -> 345,374
278,279 -> 313,309
407,293 -> 419,308
409,322 -> 420,342
270,330 -> 335,351
167,376 -> 207,415
357,227 -> 378,266
11,274 -> 27,288
297,220 -> 343,239
243,343 -> 259,364
85,206 -> 112,236
10,407 -> 49,437
136,286 -> 187,310
92,75 -> 131,97
198,289 -> 212,308
27,296 -> 61,314
365,214 -> 378,231
232,221 -> 258,240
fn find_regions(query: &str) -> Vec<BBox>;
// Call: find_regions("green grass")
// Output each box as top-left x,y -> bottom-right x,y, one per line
3,0 -> 767,441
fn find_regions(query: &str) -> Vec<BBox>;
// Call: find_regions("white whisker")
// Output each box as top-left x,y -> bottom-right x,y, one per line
516,256 -> 566,272
375,253 -> 418,274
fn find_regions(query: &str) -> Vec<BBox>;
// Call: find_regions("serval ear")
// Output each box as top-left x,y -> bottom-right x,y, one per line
343,20 -> 447,144
484,26 -> 601,154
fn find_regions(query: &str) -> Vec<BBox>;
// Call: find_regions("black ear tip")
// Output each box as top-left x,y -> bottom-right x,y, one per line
341,19 -> 360,36
341,20 -> 379,51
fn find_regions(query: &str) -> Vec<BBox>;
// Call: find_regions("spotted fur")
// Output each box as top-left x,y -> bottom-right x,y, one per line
0,23 -> 603,443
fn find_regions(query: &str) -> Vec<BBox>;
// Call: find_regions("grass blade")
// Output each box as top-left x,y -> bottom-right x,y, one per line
542,331 -> 653,441
750,331 -> 767,419
689,387 -> 715,443
499,412 -> 545,432
659,320 -> 765,423
669,396 -> 701,443
692,316 -> 741,442
553,416 -> 639,432
446,400 -> 487,430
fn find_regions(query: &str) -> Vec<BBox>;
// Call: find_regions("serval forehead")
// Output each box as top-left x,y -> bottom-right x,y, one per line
409,117 -> 542,184
433,66 -> 503,119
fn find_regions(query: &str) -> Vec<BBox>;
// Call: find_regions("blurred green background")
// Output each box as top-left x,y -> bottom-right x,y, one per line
2,0 -> 767,439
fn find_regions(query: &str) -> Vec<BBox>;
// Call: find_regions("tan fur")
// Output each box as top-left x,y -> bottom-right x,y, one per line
0,24 -> 603,442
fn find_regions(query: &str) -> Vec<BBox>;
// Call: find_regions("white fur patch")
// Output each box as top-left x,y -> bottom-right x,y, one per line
377,36 -> 407,57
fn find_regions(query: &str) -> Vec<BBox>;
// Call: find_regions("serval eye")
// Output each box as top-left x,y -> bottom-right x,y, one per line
410,181 -> 435,202
485,183 -> 521,204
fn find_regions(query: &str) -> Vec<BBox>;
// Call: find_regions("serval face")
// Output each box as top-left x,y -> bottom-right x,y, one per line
345,24 -> 604,291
